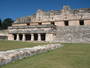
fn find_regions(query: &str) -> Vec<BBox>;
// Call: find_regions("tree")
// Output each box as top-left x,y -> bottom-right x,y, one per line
0,19 -> 2,29
2,18 -> 14,29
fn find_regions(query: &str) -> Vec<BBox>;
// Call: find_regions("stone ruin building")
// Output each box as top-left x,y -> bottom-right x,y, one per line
8,6 -> 90,43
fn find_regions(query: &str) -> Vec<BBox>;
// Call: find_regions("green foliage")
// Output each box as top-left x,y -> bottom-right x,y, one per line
0,19 -> 1,25
0,18 -> 14,30
0,19 -> 2,29
2,18 -> 14,29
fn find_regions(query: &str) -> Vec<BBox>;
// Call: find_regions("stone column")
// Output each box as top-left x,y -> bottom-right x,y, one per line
22,34 -> 26,41
16,34 -> 19,41
38,33 -> 41,41
31,34 -> 34,41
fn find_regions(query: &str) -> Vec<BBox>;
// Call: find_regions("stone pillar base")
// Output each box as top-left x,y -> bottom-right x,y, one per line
31,34 -> 34,41
16,34 -> 19,41
22,34 -> 26,41
38,34 -> 41,41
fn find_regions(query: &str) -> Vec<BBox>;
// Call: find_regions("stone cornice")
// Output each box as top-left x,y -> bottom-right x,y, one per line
8,24 -> 56,29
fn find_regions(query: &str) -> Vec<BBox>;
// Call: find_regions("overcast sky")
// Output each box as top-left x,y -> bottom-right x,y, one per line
0,0 -> 90,20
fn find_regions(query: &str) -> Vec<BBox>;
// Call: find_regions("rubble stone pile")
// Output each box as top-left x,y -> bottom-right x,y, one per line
0,44 -> 63,66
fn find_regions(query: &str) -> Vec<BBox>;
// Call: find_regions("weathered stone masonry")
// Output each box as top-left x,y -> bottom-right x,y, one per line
8,6 -> 90,43
0,44 -> 63,66
56,26 -> 90,43
8,24 -> 56,42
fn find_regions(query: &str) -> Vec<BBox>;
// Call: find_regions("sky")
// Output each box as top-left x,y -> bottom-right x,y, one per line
0,0 -> 90,20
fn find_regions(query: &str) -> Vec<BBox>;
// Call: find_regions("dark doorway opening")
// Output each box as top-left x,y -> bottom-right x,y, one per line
79,20 -> 84,25
19,34 -> 23,40
34,34 -> 38,41
41,33 -> 46,41
26,34 -> 31,40
64,20 -> 69,26
27,23 -> 30,26
38,22 -> 42,25
51,21 -> 55,25
13,34 -> 17,40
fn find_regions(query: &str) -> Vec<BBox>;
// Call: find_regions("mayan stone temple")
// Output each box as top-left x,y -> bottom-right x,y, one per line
8,6 -> 90,43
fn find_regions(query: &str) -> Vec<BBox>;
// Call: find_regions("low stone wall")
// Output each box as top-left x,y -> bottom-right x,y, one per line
0,44 -> 63,66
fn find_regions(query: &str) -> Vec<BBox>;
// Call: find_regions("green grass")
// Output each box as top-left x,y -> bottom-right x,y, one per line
0,42 -> 90,68
0,40 -> 48,51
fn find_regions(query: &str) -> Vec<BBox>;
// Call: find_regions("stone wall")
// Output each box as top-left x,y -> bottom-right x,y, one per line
12,23 -> 27,26
84,20 -> 90,25
69,20 -> 79,26
46,34 -> 54,42
0,44 -> 63,66
55,26 -> 90,43
8,34 -> 14,40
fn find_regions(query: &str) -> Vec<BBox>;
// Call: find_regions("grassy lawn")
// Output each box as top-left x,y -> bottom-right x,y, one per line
0,40 -> 48,51
0,41 -> 90,68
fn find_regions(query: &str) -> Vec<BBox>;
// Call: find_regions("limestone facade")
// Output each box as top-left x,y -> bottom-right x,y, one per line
8,6 -> 90,43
